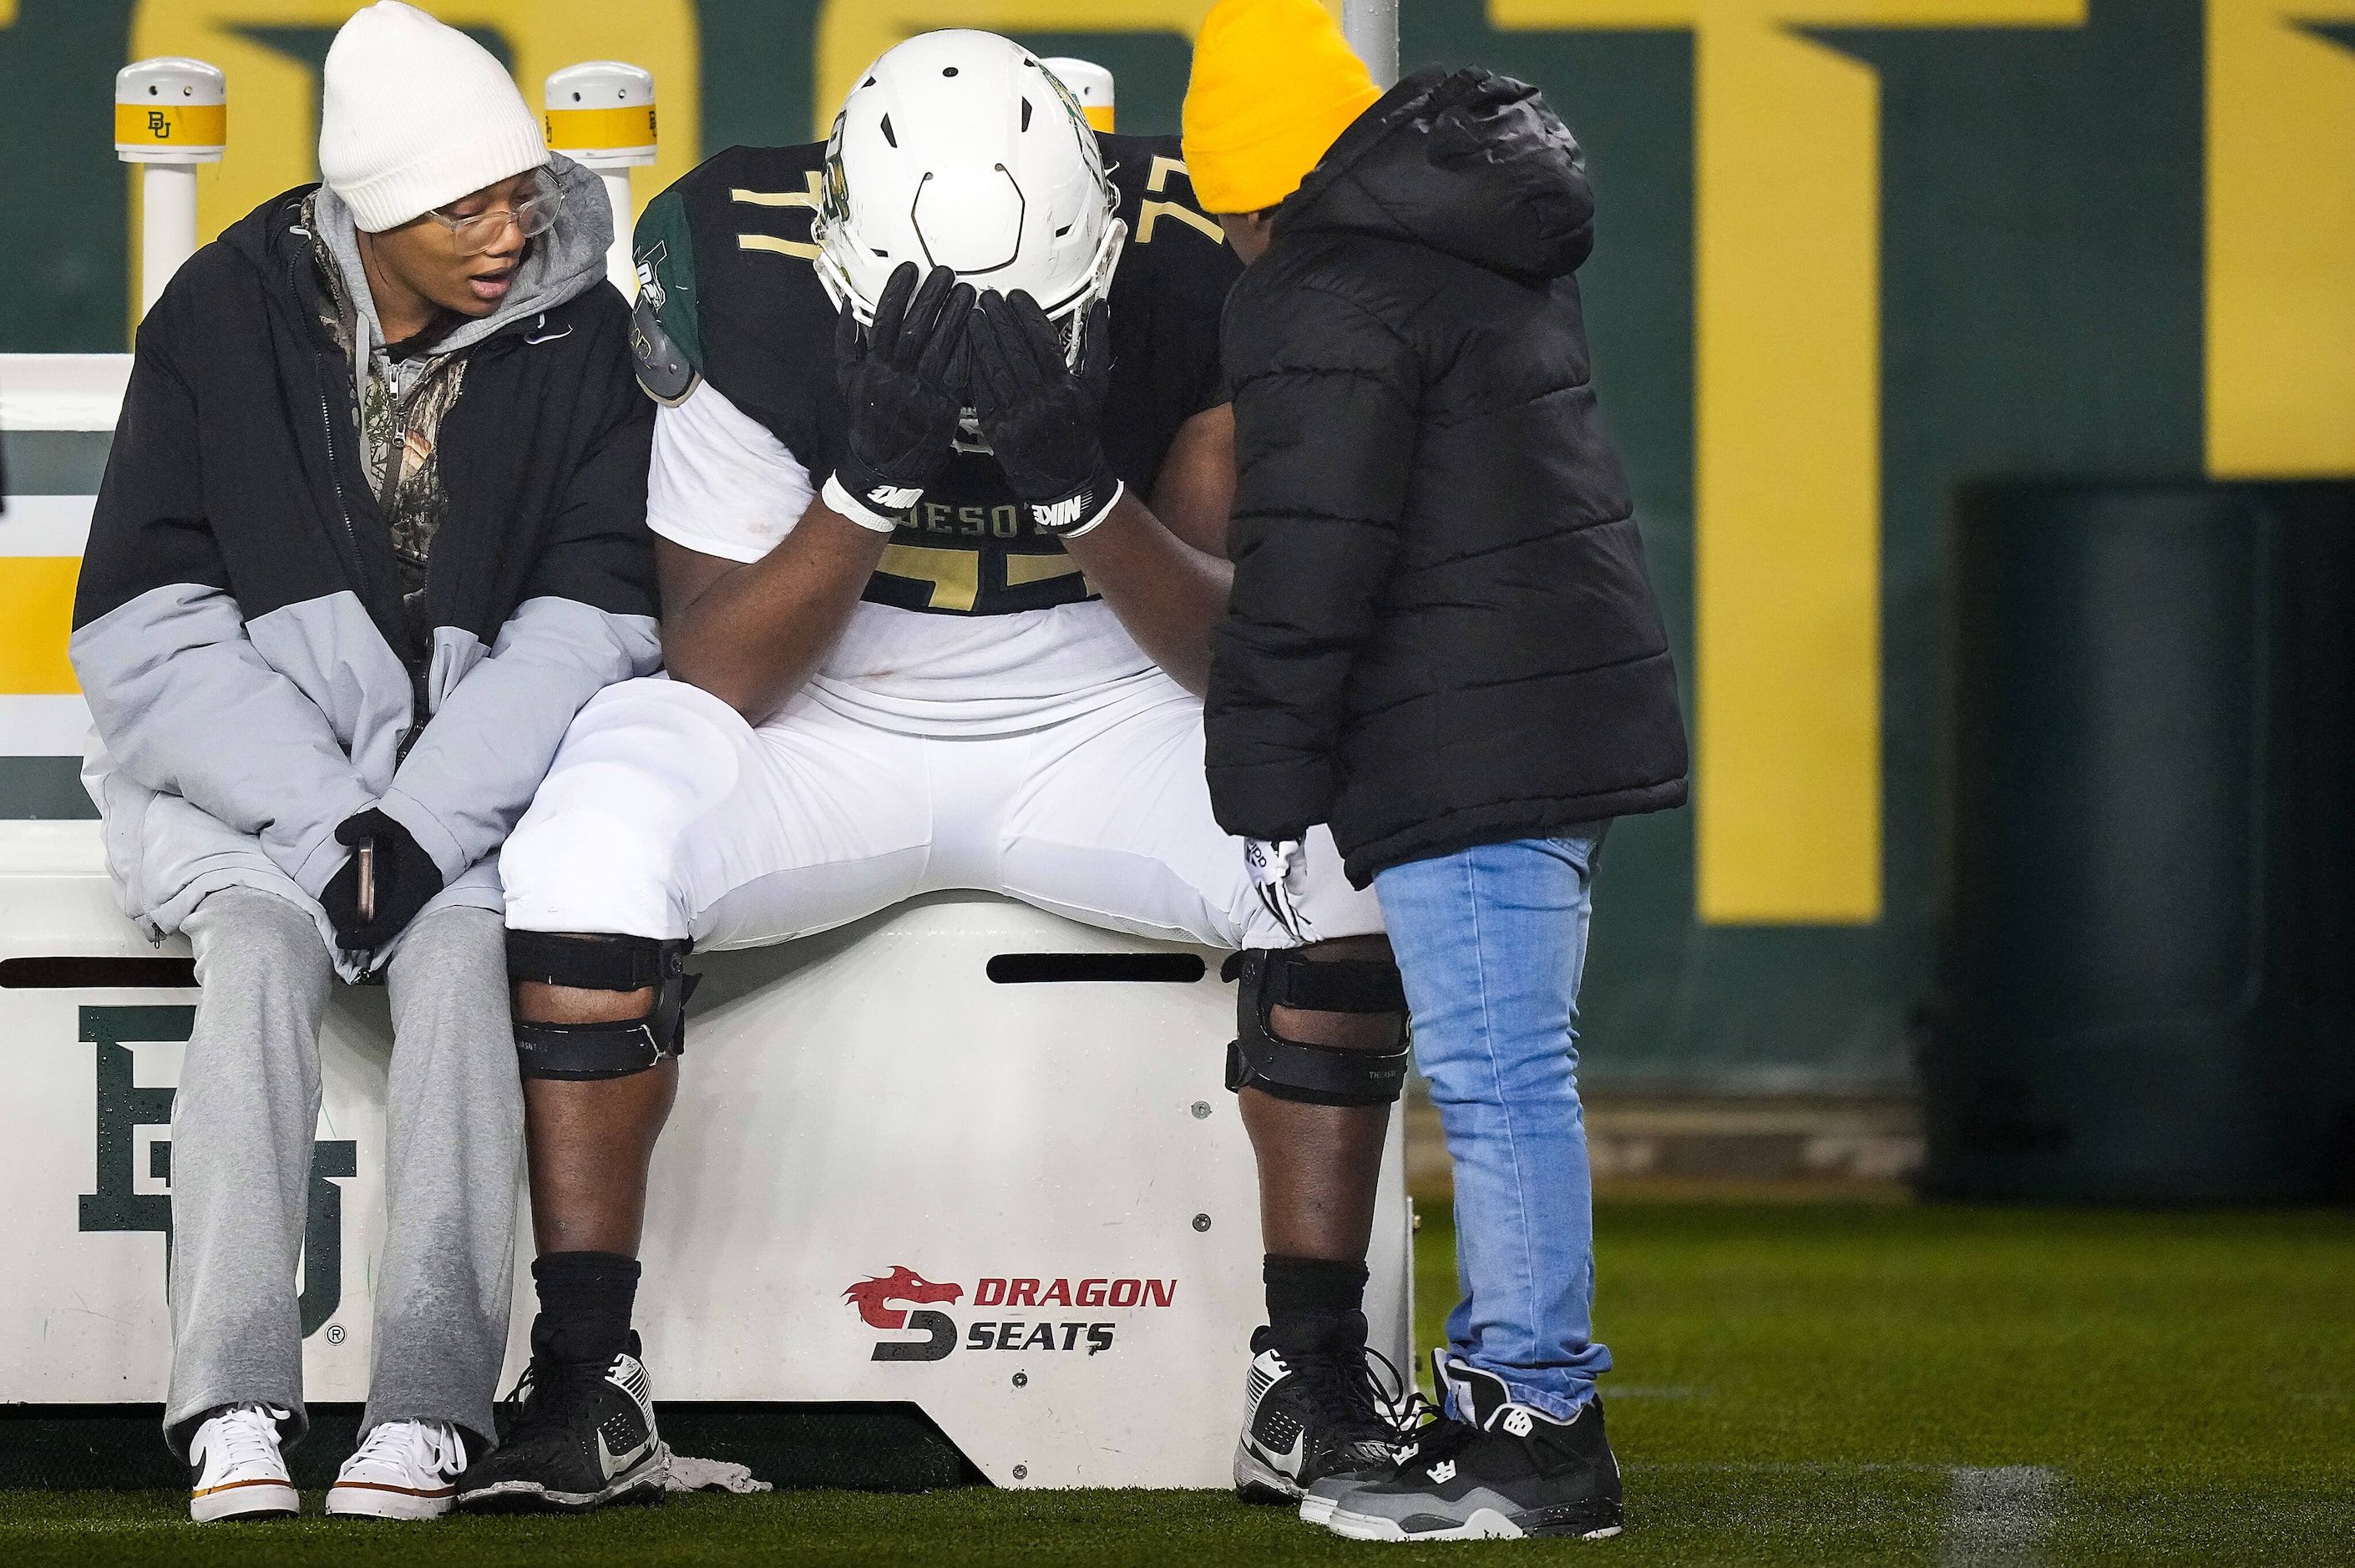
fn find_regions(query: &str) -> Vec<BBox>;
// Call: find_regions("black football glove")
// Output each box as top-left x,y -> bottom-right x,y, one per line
827,260 -> 977,531
968,291 -> 1123,537
318,808 -> 445,954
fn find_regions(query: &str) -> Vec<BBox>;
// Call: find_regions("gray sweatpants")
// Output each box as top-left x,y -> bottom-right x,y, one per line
162,887 -> 522,1454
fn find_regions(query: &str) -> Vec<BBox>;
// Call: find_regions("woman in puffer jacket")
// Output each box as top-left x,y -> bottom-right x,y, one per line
71,3 -> 656,1521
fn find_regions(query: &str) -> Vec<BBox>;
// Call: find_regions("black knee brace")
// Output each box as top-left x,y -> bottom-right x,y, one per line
507,931 -> 698,1081
1222,948 -> 1412,1107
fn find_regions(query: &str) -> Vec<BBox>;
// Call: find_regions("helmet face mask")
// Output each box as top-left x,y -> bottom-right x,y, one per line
811,29 -> 1126,391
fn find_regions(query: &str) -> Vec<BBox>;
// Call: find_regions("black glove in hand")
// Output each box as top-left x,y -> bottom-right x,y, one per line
968,291 -> 1124,536
830,261 -> 976,528
319,808 -> 444,954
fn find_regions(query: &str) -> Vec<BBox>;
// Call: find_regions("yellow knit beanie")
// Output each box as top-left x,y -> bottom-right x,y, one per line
1182,0 -> 1383,215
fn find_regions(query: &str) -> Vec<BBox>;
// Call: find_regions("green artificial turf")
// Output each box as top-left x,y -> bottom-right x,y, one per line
4,1203 -> 2349,1565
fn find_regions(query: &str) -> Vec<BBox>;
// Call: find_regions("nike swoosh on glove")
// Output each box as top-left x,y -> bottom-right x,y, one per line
828,260 -> 978,531
319,808 -> 446,955
967,291 -> 1124,538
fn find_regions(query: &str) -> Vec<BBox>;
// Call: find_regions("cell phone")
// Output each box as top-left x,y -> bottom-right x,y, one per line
357,838 -> 376,924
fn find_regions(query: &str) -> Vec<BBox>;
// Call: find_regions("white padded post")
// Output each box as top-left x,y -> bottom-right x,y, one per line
114,58 -> 226,318
1041,57 -> 1115,132
1343,0 -> 1400,89
544,61 -> 658,299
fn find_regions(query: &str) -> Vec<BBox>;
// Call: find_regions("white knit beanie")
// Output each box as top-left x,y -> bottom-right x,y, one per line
318,2 -> 548,233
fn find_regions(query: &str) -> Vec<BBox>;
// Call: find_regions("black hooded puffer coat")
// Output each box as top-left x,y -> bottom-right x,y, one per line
1205,67 -> 1689,886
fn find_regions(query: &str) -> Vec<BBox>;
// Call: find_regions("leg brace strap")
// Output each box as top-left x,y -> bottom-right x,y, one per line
1222,948 -> 1412,1107
508,932 -> 696,1081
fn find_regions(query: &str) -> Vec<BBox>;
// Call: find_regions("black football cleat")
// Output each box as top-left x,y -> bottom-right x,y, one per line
454,1332 -> 668,1514
1232,1311 -> 1411,1505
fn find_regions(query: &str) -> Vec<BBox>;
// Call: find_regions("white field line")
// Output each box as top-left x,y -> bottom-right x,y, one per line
1940,1465 -> 2060,1567
1632,1461 -> 1947,1473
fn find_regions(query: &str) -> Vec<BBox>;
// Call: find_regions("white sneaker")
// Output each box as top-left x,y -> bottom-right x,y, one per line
326,1419 -> 467,1520
186,1404 -> 298,1522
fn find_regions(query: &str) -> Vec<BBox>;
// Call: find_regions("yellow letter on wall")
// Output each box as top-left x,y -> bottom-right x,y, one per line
1494,1 -> 2082,926
2206,1 -> 2355,477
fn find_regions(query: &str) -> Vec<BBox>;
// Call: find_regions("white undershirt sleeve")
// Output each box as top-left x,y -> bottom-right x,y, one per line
646,381 -> 818,564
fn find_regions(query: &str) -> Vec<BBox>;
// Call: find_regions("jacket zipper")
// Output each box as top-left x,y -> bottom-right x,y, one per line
295,235 -> 373,607
292,220 -> 432,765
373,395 -> 408,520
377,360 -> 463,764
318,366 -> 428,761
372,359 -> 444,524
316,371 -> 368,599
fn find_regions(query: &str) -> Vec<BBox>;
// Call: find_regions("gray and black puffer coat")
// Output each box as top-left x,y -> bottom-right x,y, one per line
71,164 -> 661,976
1206,68 -> 1689,886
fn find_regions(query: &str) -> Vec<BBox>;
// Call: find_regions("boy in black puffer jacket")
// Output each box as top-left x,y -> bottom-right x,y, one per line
1184,0 -> 1689,1542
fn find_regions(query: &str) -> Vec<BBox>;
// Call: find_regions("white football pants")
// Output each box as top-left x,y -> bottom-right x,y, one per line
501,674 -> 1382,953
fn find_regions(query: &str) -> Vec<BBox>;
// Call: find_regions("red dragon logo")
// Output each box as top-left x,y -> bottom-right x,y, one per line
843,1267 -> 964,1330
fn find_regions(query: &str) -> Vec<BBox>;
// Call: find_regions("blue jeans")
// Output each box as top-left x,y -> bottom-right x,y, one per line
1374,832 -> 1612,1421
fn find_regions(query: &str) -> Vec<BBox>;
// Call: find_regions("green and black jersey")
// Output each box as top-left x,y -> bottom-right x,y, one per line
630,134 -> 1238,617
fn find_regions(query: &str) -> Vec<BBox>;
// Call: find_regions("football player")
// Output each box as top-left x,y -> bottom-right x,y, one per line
458,31 -> 1413,1512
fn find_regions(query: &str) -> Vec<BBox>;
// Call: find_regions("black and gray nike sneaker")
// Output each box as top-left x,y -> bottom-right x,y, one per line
1317,1353 -> 1623,1541
1233,1313 -> 1411,1505
454,1332 -> 669,1514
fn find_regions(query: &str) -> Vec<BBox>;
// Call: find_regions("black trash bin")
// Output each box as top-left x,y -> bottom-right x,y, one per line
1924,480 -> 2355,1202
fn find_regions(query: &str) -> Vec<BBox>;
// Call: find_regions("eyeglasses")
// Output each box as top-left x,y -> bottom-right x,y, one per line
426,171 -> 562,256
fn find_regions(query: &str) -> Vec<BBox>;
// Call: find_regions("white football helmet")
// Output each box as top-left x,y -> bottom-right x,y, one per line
812,29 -> 1124,369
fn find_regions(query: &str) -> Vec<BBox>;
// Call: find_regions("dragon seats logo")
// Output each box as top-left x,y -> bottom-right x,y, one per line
845,1267 -> 1177,1363
844,1267 -> 965,1362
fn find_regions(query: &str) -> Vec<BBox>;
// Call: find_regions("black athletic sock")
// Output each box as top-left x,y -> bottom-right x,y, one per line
1264,1255 -> 1369,1358
530,1252 -> 641,1367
